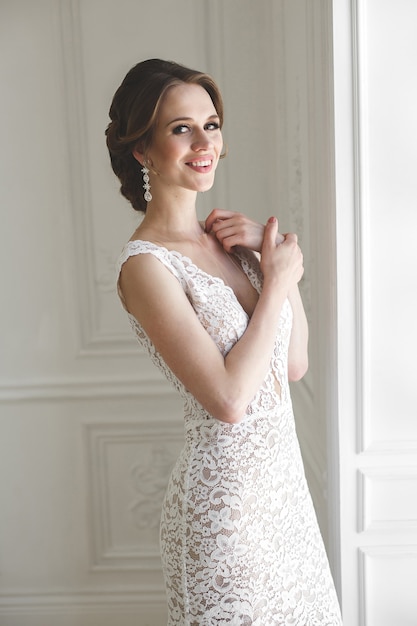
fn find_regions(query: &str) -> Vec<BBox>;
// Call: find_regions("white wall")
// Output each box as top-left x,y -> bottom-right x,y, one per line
2,0 -> 391,623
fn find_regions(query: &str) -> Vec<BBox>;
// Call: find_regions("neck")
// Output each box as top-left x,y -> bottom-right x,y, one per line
140,189 -> 205,242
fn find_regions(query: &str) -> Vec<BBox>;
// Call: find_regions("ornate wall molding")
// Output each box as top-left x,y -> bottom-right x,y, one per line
59,0 -> 153,356
0,375 -> 174,402
60,0 -> 104,354
85,421 -> 184,571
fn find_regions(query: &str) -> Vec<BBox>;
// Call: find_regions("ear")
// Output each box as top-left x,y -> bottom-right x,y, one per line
132,147 -> 145,166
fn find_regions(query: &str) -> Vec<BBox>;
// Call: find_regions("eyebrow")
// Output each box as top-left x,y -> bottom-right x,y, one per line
165,114 -> 220,128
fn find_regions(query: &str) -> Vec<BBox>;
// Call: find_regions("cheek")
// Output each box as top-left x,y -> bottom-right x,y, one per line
216,143 -> 224,161
216,133 -> 224,154
154,140 -> 183,164
148,149 -> 171,171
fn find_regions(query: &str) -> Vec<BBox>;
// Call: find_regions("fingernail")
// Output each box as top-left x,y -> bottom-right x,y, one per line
268,217 -> 276,224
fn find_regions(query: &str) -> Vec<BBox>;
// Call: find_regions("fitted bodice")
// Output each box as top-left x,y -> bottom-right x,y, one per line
117,240 -> 293,427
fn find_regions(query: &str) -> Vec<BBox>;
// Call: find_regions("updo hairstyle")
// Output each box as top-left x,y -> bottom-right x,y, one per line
105,58 -> 224,212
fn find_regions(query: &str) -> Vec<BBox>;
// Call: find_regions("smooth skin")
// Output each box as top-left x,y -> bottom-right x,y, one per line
119,83 -> 308,424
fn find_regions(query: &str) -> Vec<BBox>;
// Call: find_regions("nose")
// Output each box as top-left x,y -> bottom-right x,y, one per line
191,128 -> 214,151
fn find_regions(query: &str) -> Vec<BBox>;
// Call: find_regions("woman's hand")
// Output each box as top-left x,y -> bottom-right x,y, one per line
205,209 -> 284,252
260,217 -> 304,291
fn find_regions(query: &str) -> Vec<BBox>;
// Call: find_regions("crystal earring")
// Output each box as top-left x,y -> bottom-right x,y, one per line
141,165 -> 152,202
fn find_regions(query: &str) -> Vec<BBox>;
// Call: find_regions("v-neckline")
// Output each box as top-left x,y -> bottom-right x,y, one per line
126,239 -> 260,318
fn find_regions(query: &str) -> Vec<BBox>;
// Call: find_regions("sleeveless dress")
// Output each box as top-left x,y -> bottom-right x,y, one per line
117,240 -> 343,626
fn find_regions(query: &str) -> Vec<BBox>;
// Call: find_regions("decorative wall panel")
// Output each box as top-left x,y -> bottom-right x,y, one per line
60,0 -> 215,355
359,546 -> 417,626
86,421 -> 184,571
358,468 -> 417,533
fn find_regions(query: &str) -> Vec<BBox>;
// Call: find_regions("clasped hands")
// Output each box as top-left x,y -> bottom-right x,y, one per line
205,208 -> 304,287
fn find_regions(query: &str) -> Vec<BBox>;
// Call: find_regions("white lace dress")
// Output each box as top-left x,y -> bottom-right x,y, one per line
117,240 -> 343,626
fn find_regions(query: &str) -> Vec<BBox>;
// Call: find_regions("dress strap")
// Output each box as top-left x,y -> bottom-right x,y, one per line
116,240 -> 187,311
117,240 -> 185,283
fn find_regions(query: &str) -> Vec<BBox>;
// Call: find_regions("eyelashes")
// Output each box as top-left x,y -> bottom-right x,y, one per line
206,121 -> 221,131
172,125 -> 190,135
172,121 -> 220,135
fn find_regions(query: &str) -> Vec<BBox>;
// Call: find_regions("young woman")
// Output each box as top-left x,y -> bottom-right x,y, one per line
106,58 -> 342,625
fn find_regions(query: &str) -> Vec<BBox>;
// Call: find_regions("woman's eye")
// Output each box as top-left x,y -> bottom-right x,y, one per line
172,121 -> 220,135
172,124 -> 190,135
206,122 -> 220,131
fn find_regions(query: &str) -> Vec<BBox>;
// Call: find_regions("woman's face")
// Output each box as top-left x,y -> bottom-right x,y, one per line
143,82 -> 223,196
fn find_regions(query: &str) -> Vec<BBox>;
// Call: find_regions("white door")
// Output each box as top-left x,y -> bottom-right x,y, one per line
332,1 -> 417,623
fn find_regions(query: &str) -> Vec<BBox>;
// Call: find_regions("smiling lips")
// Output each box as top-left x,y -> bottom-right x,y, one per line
186,158 -> 213,172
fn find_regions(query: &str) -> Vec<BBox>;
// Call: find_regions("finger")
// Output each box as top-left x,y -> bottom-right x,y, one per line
221,234 -> 243,253
211,224 -> 237,244
263,216 -> 279,249
205,208 -> 236,233
211,220 -> 248,251
284,232 -> 298,244
210,218 -> 236,235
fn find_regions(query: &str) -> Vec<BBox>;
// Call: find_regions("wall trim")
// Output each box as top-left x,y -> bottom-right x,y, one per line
358,545 -> 417,626
358,467 -> 417,533
60,0 -> 140,356
60,0 -> 97,353
0,375 -> 175,402
0,587 -> 165,615
365,440 -> 417,454
351,0 -> 372,455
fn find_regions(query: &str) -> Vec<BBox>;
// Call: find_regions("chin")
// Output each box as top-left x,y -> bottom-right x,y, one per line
197,180 -> 215,193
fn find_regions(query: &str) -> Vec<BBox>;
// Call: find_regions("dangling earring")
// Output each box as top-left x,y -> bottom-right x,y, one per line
141,165 -> 152,202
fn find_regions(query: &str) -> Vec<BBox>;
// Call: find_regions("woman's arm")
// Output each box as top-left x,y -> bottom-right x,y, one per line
119,219 -> 303,424
206,209 -> 309,381
287,284 -> 309,380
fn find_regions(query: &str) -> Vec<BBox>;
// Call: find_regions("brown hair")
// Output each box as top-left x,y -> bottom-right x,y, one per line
105,59 -> 224,212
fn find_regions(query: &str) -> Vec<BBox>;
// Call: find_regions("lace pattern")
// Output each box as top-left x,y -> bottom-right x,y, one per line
117,240 -> 342,625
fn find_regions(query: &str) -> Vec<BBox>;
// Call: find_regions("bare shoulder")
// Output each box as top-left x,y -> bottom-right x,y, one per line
119,251 -> 186,314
